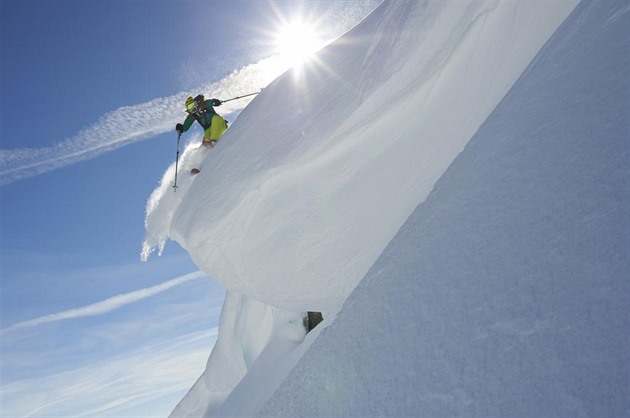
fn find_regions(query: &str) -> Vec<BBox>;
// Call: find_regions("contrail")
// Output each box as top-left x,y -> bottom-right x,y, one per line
0,57 -> 287,187
1,271 -> 206,333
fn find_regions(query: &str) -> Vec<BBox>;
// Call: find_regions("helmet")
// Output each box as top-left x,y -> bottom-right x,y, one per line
185,96 -> 198,113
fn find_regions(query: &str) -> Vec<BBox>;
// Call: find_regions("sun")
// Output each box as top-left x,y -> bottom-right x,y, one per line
274,20 -> 324,66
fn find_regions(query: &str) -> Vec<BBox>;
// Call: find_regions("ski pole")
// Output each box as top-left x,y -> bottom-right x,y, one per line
173,132 -> 181,192
219,90 -> 260,104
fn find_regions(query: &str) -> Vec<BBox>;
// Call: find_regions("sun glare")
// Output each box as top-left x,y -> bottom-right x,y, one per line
274,21 -> 323,66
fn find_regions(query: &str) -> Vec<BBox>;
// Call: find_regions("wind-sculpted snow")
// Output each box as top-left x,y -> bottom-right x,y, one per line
257,2 -> 630,416
144,0 -> 577,314
142,0 -> 586,416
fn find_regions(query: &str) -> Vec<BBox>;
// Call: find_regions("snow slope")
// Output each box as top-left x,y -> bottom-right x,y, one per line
256,2 -> 630,416
145,0 -> 577,312
141,0 -> 629,416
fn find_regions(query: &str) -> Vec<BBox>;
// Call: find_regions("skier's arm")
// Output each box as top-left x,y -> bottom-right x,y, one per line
181,114 -> 196,132
203,100 -> 220,112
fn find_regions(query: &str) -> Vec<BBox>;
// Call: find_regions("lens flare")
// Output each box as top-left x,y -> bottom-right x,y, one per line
274,21 -> 323,66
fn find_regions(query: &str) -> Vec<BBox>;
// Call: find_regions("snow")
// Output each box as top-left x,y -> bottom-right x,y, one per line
142,0 -> 629,416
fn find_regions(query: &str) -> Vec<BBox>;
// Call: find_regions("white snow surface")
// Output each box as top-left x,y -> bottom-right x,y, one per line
142,0 -> 629,417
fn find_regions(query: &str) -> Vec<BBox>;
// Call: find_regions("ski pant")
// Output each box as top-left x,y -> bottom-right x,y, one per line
202,114 -> 228,143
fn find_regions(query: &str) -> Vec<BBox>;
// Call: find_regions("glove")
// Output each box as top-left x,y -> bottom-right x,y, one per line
211,98 -> 222,107
176,123 -> 184,134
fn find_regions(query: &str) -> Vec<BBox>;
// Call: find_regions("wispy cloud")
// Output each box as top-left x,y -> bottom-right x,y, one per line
0,57 -> 288,186
2,271 -> 206,333
1,328 -> 219,418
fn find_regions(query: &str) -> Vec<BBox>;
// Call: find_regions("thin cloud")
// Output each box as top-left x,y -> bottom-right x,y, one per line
2,271 -> 206,333
0,56 -> 288,186
1,328 -> 219,418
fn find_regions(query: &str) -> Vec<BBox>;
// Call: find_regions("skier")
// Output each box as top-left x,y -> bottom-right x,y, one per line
175,94 -> 228,147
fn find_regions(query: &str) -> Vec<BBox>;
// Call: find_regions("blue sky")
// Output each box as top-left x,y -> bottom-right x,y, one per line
0,0 -> 379,416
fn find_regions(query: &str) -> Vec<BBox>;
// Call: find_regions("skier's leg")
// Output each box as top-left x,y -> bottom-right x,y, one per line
201,128 -> 215,147
209,115 -> 228,141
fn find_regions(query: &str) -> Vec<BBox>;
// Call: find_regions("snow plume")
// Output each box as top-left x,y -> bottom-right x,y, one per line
141,136 -> 211,262
0,57 -> 288,187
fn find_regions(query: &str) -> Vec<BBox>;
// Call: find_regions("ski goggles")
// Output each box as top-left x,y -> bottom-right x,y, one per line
186,101 -> 199,113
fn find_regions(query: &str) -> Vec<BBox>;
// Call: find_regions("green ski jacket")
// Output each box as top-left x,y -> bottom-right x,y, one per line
181,100 -> 218,132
